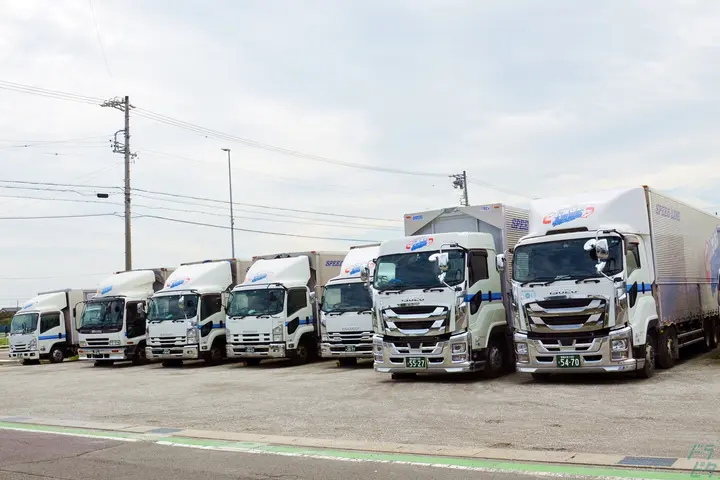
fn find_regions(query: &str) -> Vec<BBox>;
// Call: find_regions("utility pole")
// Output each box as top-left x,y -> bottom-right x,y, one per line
221,148 -> 236,258
102,96 -> 136,271
450,171 -> 469,207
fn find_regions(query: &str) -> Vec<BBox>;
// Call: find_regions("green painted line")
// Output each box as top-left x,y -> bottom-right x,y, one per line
158,436 -> 699,480
0,421 -> 138,440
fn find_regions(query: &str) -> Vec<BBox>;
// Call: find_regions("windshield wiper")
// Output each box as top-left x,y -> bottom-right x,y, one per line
575,276 -> 601,284
543,275 -> 574,286
380,287 -> 414,295
324,311 -> 345,316
520,277 -> 554,287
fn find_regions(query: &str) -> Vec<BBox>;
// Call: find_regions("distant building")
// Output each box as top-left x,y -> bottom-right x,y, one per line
0,307 -> 19,315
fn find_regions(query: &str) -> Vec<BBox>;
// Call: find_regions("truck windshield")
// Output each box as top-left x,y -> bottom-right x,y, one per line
227,288 -> 284,317
148,294 -> 199,322
10,313 -> 38,334
512,236 -> 624,282
322,282 -> 372,313
78,299 -> 125,332
373,250 -> 465,291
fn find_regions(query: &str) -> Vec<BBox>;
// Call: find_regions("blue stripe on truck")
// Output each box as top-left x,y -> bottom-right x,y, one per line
38,333 -> 65,340
464,292 -> 502,302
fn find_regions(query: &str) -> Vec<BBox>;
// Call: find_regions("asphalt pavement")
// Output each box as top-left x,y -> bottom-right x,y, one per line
0,429 -> 581,480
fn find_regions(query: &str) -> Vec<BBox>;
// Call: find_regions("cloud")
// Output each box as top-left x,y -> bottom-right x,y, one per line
1,1 -> 720,303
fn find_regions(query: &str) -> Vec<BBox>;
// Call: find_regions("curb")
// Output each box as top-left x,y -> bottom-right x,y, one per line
0,416 -> 714,477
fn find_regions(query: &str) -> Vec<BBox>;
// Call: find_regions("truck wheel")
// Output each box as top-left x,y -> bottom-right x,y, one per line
483,335 -> 506,379
391,372 -> 416,380
710,319 -> 719,350
245,358 -> 261,366
531,373 -> 551,382
205,343 -> 224,366
21,359 -> 40,366
338,358 -> 357,367
657,328 -> 677,369
132,346 -> 148,366
294,339 -> 311,365
635,331 -> 656,379
49,346 -> 65,364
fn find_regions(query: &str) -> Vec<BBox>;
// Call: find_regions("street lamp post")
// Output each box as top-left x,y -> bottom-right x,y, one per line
221,148 -> 236,259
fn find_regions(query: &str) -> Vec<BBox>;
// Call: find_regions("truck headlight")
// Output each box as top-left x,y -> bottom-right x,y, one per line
28,338 -> 37,351
186,328 -> 198,344
79,341 -> 87,347
515,342 -> 528,355
109,340 -> 121,346
611,338 -> 628,352
272,325 -> 283,342
451,343 -> 467,354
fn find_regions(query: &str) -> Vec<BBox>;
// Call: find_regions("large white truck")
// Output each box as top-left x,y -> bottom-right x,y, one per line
502,186 -> 720,380
9,289 -> 95,365
225,251 -> 345,365
319,243 -> 380,366
368,204 -> 530,379
77,267 -> 174,366
146,259 -> 252,367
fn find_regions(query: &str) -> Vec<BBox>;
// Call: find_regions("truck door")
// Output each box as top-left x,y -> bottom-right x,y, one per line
285,288 -> 310,342
39,311 -> 63,344
625,237 -> 648,322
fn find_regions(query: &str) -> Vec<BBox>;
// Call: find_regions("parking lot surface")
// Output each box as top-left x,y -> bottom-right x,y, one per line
2,351 -> 719,459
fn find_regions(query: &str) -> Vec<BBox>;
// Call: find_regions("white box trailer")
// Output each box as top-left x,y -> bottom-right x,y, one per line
9,289 -> 94,364
370,204 -> 530,379
226,251 -> 346,364
506,186 -> 720,379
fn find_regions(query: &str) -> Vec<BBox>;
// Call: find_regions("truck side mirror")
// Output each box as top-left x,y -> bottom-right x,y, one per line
360,264 -> 369,283
178,296 -> 185,311
309,292 -> 316,303
429,252 -> 449,272
495,254 -> 506,272
594,239 -> 610,261
136,302 -> 145,314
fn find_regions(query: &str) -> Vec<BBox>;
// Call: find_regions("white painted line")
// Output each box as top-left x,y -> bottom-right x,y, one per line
0,425 -> 139,442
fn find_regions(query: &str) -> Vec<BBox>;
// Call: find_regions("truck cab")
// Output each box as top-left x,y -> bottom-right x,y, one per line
78,268 -> 173,366
320,244 -> 379,365
9,289 -> 93,364
146,259 -> 249,366
225,251 -> 344,365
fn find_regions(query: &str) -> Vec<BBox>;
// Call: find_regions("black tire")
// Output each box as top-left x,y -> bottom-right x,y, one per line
132,345 -> 148,366
391,372 -> 416,380
710,319 -> 719,350
205,343 -> 225,365
531,372 -> 551,382
703,319 -> 715,351
245,358 -> 262,366
93,360 -> 114,367
49,346 -> 65,364
161,359 -> 183,368
294,339 -> 311,365
21,359 -> 40,366
636,331 -> 656,379
657,328 -> 677,369
338,358 -> 357,367
483,335 -> 506,379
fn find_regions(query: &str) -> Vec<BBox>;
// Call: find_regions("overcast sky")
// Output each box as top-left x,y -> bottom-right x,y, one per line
1,0 -> 720,306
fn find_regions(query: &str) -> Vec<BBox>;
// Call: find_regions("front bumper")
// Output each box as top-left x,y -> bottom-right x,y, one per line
9,350 -> 39,360
226,343 -> 287,358
78,347 -> 131,361
373,332 -> 478,374
320,341 -> 373,358
514,326 -> 642,373
146,345 -> 199,360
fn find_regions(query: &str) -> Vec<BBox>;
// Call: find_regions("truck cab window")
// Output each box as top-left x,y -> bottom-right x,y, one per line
626,243 -> 641,276
287,289 -> 307,315
468,250 -> 489,284
201,294 -> 222,320
40,312 -> 61,333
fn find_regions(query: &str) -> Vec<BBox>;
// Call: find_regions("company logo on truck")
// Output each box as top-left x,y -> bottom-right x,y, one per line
21,302 -> 33,310
325,260 -> 343,267
167,277 -> 191,289
249,272 -> 270,283
99,285 -> 113,295
406,236 -> 434,251
345,261 -> 374,276
543,206 -> 595,227
404,214 -> 424,221
705,226 -> 720,295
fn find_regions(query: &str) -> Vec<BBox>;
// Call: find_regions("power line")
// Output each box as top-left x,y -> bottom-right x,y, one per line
0,179 -> 120,191
134,213 -> 383,243
0,213 -> 119,220
0,135 -> 110,150
87,0 -> 112,76
0,272 -> 108,281
0,80 -> 103,105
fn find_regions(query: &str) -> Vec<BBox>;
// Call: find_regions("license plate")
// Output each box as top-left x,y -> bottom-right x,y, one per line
405,357 -> 428,369
245,346 -> 255,353
557,355 -> 581,368
345,345 -> 356,352
92,350 -> 102,355
162,349 -> 170,355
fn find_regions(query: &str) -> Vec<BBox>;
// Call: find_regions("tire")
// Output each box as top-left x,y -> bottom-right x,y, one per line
161,359 -> 183,368
710,319 -> 720,350
483,335 -> 506,379
132,345 -> 148,366
49,346 -> 65,364
205,343 -> 225,366
21,359 -> 40,366
635,331 -> 656,379
294,339 -> 311,365
245,358 -> 262,366
93,360 -> 114,367
338,358 -> 357,367
657,327 -> 677,369
391,372 -> 416,380
531,373 -> 551,382
703,319 -> 715,351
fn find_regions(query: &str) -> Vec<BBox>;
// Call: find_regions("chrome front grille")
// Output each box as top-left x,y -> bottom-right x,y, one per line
150,336 -> 186,347
382,306 -> 449,336
85,337 -> 111,347
230,333 -> 271,343
384,338 -> 443,355
525,298 -> 608,333
326,331 -> 372,343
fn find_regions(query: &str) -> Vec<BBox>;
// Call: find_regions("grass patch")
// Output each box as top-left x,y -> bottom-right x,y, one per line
0,337 -> 7,347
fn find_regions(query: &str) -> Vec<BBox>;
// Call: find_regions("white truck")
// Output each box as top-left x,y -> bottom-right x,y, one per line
77,267 -> 174,366
9,289 -> 95,365
146,259 -> 252,367
502,186 -> 720,380
225,251 -> 345,365
367,204 -> 530,379
319,243 -> 380,366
